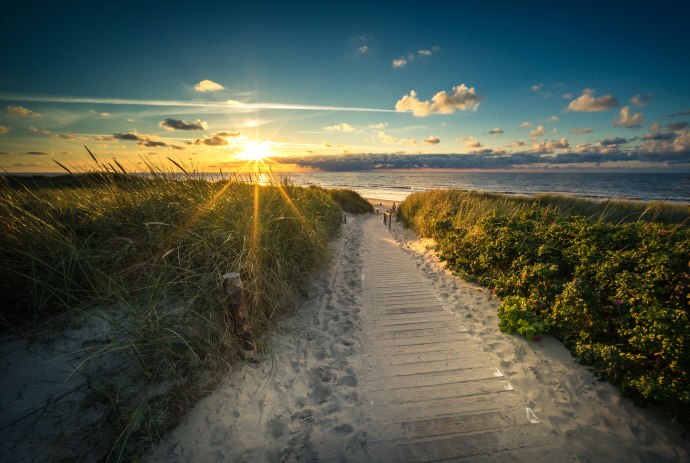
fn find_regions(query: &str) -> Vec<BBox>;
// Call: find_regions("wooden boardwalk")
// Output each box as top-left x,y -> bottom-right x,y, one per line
359,215 -> 558,461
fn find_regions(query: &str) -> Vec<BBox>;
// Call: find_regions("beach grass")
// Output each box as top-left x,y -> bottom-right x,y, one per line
398,189 -> 690,422
0,163 -> 370,460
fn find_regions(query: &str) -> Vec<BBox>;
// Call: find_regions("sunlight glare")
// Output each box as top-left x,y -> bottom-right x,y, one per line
238,141 -> 272,161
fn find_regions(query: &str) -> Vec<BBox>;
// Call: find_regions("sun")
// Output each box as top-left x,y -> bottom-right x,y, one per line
238,141 -> 272,161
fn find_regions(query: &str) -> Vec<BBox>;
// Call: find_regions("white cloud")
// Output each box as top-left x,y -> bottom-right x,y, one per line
562,93 -> 574,99
357,45 -> 370,54
613,106 -> 644,128
546,115 -> 559,122
395,84 -> 483,117
324,122 -> 356,132
570,127 -> 593,134
531,83 -> 543,91
424,135 -> 440,145
529,125 -> 545,138
565,88 -> 618,112
418,49 -> 435,56
7,105 -> 42,117
457,136 -> 482,148
630,93 -> 652,108
392,58 -> 407,68
488,128 -> 504,135
519,121 -> 533,129
0,125 -> 10,134
193,79 -> 225,92
376,130 -> 417,145
368,122 -> 387,129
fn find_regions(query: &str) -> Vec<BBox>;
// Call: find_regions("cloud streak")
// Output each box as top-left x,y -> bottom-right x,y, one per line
0,93 -> 395,113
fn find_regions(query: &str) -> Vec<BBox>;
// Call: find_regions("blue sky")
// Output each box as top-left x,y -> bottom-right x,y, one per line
1,0 -> 689,172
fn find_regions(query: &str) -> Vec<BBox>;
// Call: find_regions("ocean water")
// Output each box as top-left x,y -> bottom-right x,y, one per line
283,171 -> 690,203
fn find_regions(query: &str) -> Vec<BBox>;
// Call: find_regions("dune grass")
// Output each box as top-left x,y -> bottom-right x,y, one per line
398,189 -> 690,422
327,188 -> 375,214
0,163 -> 370,460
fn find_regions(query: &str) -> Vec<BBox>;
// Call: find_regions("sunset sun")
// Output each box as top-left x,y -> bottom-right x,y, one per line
238,141 -> 272,161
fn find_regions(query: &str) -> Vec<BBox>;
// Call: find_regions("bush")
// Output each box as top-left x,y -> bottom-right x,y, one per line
398,189 -> 690,421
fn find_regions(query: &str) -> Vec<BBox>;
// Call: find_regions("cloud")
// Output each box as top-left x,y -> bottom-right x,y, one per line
368,122 -> 387,129
29,126 -> 86,140
395,84 -> 483,117
565,89 -> 618,112
519,121 -> 533,129
562,93 -> 574,99
488,128 -> 504,135
0,125 -> 9,134
324,123 -> 356,132
424,135 -> 440,145
0,93 -> 394,113
21,151 -> 47,155
357,45 -> 369,54
546,115 -> 559,122
418,49 -> 432,56
667,122 -> 688,131
458,137 -> 482,148
192,131 -> 242,146
376,130 -> 417,145
643,132 -> 676,141
509,140 -> 525,147
194,79 -> 225,92
570,127 -> 593,134
630,93 -> 652,108
613,106 -> 645,128
529,125 -> 545,138
600,136 -> 631,146
159,118 -> 208,131
7,105 -> 42,117
392,58 -> 407,68
533,138 -> 570,151
640,127 -> 690,154
530,83 -> 543,91
669,109 -> 690,117
113,131 -> 182,149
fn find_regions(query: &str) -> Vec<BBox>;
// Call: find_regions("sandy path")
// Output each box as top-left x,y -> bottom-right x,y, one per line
147,213 -> 689,462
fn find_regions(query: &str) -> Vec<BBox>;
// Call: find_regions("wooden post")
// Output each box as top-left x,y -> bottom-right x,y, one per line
388,212 -> 392,229
383,213 -> 387,225
222,272 -> 254,351
343,214 -> 347,223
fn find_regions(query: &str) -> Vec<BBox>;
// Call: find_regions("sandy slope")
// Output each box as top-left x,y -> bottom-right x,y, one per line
147,213 -> 689,462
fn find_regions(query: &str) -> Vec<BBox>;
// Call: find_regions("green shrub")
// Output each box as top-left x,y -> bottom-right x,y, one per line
398,189 -> 690,421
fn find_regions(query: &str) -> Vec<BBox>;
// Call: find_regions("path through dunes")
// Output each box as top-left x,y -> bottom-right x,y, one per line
147,214 -> 688,463
359,217 -> 556,461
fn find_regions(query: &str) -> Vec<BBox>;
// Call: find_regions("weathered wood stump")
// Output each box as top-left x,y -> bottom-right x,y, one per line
222,272 -> 254,352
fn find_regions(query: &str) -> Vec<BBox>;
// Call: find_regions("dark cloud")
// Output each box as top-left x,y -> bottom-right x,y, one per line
570,127 -> 593,134
278,148 -> 690,171
667,121 -> 688,131
643,132 -> 676,141
159,118 -> 208,131
424,135 -> 440,145
488,128 -> 504,135
21,151 -> 47,155
630,93 -> 652,108
113,131 -> 182,149
600,137 -> 632,146
192,131 -> 241,146
668,109 -> 690,117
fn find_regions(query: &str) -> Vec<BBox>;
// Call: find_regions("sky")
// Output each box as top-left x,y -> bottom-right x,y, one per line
1,0 -> 690,173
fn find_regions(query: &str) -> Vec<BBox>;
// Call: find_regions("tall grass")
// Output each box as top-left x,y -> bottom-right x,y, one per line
0,163 -> 365,460
399,189 -> 690,236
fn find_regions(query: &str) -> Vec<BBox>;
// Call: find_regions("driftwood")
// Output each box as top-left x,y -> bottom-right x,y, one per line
222,272 -> 254,351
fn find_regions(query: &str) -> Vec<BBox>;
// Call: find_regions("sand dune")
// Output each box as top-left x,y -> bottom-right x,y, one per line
147,213 -> 689,462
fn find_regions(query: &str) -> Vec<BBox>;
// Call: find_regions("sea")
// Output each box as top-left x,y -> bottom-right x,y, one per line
281,171 -> 690,204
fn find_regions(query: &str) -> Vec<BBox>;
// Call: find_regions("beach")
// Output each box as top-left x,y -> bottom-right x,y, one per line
145,210 -> 689,462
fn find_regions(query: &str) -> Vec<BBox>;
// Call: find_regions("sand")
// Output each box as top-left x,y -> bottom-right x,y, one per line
145,212 -> 689,462
2,209 -> 688,461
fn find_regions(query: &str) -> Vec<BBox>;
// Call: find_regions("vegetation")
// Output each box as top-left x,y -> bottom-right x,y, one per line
0,162 -> 370,460
327,188 -> 375,214
398,189 -> 690,421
